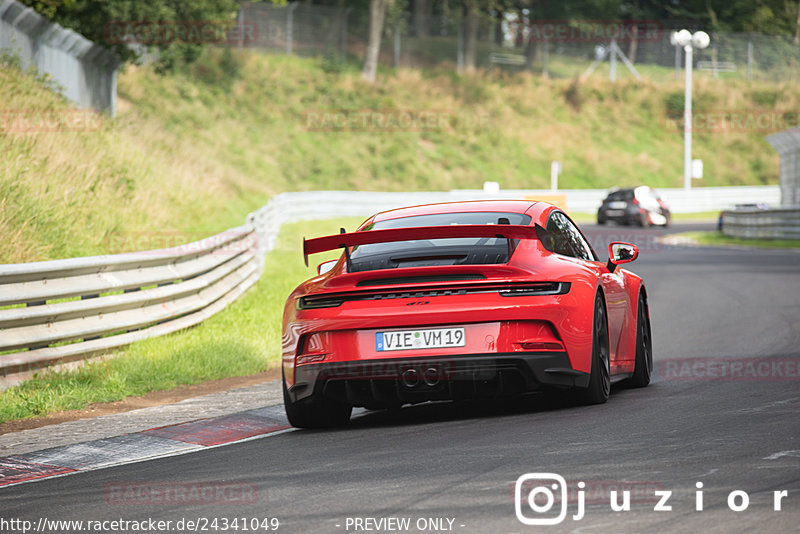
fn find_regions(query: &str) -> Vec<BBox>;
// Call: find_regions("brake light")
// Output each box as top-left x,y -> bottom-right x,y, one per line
297,296 -> 343,310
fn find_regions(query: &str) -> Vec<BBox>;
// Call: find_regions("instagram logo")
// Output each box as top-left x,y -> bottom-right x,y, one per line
514,473 -> 569,525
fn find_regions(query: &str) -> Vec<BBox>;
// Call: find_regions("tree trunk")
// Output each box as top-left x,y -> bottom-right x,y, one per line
524,33 -> 536,71
463,2 -> 478,73
627,24 -> 638,65
413,0 -> 431,38
705,0 -> 718,29
362,0 -> 388,82
795,0 -> 800,45
494,9 -> 504,46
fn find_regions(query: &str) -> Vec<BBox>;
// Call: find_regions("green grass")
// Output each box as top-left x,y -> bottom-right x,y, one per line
0,217 -> 362,423
567,211 -> 720,223
670,211 -> 721,221
672,231 -> 800,249
3,48 -> 797,263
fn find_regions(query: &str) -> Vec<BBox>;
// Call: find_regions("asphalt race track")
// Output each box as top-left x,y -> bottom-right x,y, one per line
2,222 -> 799,534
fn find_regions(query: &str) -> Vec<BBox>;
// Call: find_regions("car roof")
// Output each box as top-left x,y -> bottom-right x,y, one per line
371,200 -> 540,223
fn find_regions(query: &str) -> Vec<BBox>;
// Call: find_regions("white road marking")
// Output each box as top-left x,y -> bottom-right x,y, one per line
763,450 -> 800,460
738,397 -> 799,414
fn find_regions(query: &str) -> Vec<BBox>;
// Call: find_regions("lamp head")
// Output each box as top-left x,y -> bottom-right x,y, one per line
692,31 -> 710,49
674,29 -> 692,47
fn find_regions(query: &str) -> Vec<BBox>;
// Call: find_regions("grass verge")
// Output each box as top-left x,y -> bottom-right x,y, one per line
0,217 -> 363,423
4,48 -> 796,263
567,211 -> 720,223
670,231 -> 800,249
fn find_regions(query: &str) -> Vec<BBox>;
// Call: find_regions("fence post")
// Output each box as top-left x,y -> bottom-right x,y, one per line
110,68 -> 117,118
747,39 -> 753,81
394,21 -> 401,68
341,7 -> 352,59
286,1 -> 298,55
609,39 -> 617,82
542,36 -> 549,77
457,18 -> 463,73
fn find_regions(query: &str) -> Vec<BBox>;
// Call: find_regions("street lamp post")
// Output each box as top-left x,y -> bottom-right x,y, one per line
671,29 -> 710,190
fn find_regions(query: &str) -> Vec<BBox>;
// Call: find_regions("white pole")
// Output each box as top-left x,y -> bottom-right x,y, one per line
609,39 -> 617,82
550,161 -> 561,192
683,44 -> 693,190
394,22 -> 401,68
287,2 -> 298,55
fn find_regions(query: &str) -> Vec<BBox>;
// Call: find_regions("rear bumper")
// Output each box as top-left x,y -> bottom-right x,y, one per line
288,352 -> 590,407
598,207 -> 640,223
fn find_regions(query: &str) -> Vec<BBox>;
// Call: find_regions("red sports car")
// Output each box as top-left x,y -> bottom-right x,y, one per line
282,200 -> 652,428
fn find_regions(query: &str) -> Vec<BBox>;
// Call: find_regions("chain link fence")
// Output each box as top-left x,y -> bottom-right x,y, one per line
237,2 -> 799,83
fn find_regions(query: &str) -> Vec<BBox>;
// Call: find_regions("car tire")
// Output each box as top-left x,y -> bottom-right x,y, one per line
625,291 -> 653,388
283,373 -> 352,429
597,216 -> 607,225
577,292 -> 611,405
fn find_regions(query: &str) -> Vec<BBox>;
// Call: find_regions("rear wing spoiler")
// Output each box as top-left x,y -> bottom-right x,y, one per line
303,224 -> 547,266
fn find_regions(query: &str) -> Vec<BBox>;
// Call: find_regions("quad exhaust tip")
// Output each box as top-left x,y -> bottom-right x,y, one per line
423,367 -> 440,386
401,368 -> 419,387
401,367 -> 441,387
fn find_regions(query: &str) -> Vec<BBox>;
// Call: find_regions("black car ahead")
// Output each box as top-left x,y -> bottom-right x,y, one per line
597,186 -> 671,227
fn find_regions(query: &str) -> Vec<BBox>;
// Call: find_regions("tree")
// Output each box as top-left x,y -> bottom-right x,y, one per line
363,0 -> 391,81
413,0 -> 432,37
796,0 -> 800,44
20,0 -> 247,71
462,0 -> 478,72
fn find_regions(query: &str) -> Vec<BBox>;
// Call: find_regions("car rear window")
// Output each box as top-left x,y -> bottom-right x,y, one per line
606,190 -> 634,201
348,211 -> 532,272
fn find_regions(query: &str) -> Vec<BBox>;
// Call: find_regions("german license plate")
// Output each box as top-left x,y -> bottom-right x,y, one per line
605,209 -> 624,216
376,328 -> 465,351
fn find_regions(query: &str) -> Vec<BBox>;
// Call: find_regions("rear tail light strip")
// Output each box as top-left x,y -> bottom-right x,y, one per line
297,282 -> 570,309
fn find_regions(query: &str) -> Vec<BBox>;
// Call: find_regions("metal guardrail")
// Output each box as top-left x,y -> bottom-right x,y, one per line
721,207 -> 800,240
0,227 -> 259,387
489,53 -> 526,66
0,0 -> 121,115
697,60 -> 737,72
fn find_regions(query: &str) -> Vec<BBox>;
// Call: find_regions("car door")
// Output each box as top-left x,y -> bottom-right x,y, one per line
547,212 -> 631,368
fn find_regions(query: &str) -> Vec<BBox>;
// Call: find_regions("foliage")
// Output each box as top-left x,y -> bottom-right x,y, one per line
20,0 -> 248,71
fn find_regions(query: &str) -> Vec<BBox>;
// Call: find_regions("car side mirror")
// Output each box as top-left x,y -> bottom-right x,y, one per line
607,242 -> 639,272
317,259 -> 337,275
